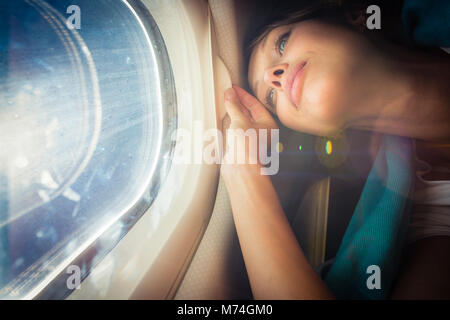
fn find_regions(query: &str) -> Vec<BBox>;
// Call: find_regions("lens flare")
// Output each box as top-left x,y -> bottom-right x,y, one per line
276,142 -> 284,153
325,140 -> 332,155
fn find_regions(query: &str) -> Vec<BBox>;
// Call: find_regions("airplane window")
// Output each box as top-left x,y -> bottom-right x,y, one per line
0,0 -> 176,298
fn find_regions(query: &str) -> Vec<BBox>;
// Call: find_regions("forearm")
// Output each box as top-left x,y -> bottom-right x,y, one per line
222,163 -> 334,299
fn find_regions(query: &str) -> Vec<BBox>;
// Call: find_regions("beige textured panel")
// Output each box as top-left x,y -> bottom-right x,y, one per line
174,0 -> 253,300
208,0 -> 246,86
174,177 -> 252,299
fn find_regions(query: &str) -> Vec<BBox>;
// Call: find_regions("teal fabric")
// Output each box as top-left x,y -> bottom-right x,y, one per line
324,135 -> 414,299
323,0 -> 450,299
402,0 -> 450,47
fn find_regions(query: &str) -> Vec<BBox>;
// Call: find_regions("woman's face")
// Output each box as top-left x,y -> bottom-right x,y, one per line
248,19 -> 375,136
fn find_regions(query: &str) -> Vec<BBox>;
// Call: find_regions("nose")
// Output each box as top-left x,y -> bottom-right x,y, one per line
263,64 -> 288,89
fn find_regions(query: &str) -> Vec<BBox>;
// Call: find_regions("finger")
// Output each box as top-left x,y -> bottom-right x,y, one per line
224,87 -> 250,121
240,104 -> 252,119
232,85 -> 272,121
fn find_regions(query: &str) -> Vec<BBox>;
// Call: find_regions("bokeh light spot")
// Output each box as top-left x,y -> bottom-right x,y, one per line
276,142 -> 284,153
325,140 -> 332,155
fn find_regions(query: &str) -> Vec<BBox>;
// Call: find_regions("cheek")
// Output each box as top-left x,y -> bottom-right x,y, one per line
277,94 -> 343,137
276,94 -> 296,125
301,62 -> 351,125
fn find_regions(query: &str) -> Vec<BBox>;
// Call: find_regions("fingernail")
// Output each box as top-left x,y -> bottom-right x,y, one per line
224,88 -> 235,101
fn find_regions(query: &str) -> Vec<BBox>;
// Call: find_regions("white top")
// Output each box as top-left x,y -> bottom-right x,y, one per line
406,145 -> 450,244
406,46 -> 450,244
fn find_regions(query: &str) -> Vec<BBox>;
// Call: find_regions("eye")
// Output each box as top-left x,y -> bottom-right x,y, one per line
276,31 -> 290,55
266,88 -> 276,110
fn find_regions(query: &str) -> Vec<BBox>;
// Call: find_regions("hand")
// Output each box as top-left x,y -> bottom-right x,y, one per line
223,85 -> 278,167
224,85 -> 278,132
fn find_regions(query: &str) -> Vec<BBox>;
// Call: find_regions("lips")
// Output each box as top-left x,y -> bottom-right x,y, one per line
283,61 -> 307,109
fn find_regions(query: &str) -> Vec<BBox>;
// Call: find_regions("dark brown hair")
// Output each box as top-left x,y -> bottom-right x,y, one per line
243,0 -> 405,90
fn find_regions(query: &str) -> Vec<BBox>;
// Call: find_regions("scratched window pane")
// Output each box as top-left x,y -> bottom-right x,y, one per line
0,0 -> 170,297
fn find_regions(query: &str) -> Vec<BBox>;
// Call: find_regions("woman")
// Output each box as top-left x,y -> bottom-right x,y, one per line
221,0 -> 450,299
